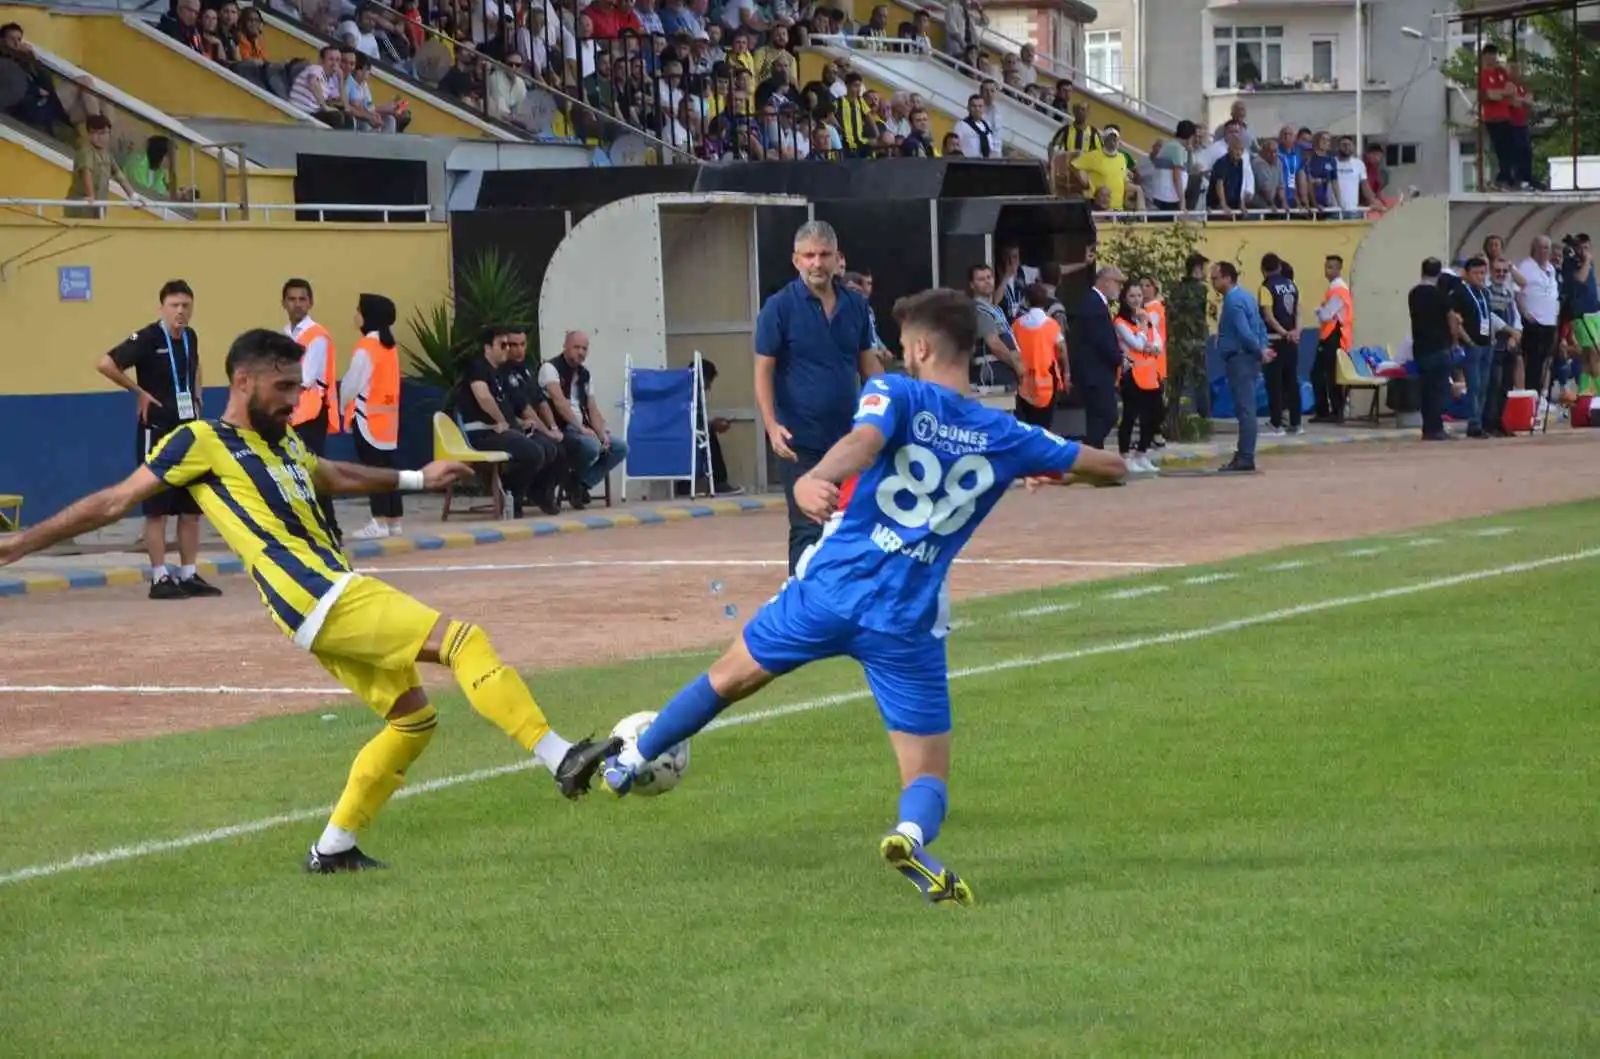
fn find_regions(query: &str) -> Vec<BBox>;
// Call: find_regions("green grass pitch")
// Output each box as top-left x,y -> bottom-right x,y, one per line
1,503 -> 1597,1057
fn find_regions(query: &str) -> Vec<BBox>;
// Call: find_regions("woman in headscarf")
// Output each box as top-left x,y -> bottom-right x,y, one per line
339,294 -> 405,539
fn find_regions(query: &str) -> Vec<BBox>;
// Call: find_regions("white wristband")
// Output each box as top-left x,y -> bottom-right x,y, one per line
397,470 -> 425,492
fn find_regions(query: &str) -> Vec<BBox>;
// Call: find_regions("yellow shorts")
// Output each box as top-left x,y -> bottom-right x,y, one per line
312,575 -> 442,717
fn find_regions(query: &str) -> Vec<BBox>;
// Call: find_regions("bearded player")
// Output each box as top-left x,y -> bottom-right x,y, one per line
600,289 -> 1127,904
0,329 -> 618,873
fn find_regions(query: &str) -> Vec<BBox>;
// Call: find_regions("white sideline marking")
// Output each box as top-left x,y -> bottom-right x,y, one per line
361,557 -> 1181,574
1182,572 -> 1236,585
1469,526 -> 1516,538
1013,601 -> 1082,618
1103,585 -> 1170,600
5,546 -> 1594,889
1407,537 -> 1445,547
0,684 -> 346,696
1262,560 -> 1313,572
1347,547 -> 1386,557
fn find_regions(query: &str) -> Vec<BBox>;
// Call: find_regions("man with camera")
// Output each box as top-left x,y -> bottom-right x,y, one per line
1561,235 -> 1599,381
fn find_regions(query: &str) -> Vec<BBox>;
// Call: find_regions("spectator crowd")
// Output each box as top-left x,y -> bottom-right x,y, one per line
1053,99 -> 1400,221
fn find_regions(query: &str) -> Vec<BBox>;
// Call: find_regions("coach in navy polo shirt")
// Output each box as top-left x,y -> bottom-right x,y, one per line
755,220 -> 881,574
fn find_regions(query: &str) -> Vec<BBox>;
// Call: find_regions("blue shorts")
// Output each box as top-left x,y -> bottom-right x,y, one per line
742,577 -> 951,736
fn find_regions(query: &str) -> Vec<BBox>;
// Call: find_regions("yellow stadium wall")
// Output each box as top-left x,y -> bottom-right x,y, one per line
1100,219 -> 1371,327
0,219 -> 451,396
83,17 -> 304,126
0,218 -> 452,519
2,138 -> 77,200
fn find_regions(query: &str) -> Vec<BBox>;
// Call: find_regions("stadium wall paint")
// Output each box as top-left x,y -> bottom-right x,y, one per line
0,386 -> 442,523
0,218 -> 451,521
1099,218 -> 1374,340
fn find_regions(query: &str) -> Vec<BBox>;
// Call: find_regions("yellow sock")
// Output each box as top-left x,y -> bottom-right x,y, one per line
328,704 -> 438,834
441,620 -> 552,752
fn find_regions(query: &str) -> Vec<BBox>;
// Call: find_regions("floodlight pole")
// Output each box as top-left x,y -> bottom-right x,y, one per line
1354,0 -> 1364,150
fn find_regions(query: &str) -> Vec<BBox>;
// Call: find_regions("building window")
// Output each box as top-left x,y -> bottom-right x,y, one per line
1310,36 -> 1336,83
1086,29 -> 1123,91
1213,25 -> 1283,90
1385,143 -> 1419,167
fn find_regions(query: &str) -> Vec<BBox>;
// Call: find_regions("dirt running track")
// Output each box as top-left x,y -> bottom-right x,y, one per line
4,435 -> 1599,757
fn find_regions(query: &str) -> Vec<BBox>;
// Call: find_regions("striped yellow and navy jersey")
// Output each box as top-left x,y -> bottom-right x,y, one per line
146,420 -> 352,646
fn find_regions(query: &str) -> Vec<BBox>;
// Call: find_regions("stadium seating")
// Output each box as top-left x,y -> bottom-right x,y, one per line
433,413 -> 509,521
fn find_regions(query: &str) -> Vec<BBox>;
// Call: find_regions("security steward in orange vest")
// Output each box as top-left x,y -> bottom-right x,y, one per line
1311,253 -> 1354,422
1011,284 -> 1069,427
339,293 -> 404,540
282,277 -> 343,542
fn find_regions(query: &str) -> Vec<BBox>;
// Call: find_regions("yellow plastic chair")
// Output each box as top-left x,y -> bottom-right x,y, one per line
432,413 -> 510,521
0,494 -> 21,531
1335,348 -> 1388,424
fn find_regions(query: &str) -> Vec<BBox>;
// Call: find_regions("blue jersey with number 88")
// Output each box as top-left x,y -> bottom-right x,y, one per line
796,373 -> 1082,638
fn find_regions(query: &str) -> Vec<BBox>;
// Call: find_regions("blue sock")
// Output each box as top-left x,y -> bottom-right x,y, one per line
637,673 -> 727,761
895,775 -> 948,848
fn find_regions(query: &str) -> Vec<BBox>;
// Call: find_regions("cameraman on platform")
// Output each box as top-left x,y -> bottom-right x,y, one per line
1561,235 -> 1599,384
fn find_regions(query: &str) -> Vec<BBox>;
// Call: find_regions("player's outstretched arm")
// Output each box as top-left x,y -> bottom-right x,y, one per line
0,468 -> 168,567
1024,446 -> 1128,491
313,459 -> 475,496
793,424 -> 887,523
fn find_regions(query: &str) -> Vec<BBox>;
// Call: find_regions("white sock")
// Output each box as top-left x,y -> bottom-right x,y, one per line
894,822 -> 926,847
150,564 -> 169,582
618,744 -> 647,771
178,564 -> 196,580
315,823 -> 358,855
531,730 -> 574,772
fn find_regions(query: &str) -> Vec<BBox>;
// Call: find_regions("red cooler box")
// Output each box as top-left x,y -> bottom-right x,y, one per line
1503,390 -> 1537,433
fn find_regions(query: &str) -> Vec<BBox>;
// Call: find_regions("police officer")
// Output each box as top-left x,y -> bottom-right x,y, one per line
95,279 -> 223,600
753,220 -> 880,574
1259,253 -> 1302,436
499,326 -> 567,515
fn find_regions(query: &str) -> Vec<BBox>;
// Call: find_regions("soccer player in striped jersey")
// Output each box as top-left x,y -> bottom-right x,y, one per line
600,289 -> 1127,905
0,329 -> 618,872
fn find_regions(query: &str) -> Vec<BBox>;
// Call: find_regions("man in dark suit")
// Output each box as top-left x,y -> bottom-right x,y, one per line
1071,266 -> 1127,448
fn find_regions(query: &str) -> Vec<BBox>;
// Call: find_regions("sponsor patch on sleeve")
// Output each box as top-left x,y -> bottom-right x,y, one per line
857,392 -> 890,417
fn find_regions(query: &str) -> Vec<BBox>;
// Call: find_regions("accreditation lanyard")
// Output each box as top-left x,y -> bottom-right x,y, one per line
164,327 -> 196,421
1464,285 -> 1490,343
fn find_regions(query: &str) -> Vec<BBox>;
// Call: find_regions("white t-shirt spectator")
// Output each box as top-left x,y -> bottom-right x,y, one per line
720,0 -> 755,31
955,116 -> 995,158
290,63 -> 338,111
638,8 -> 663,33
338,20 -> 380,59
1136,155 -> 1167,208
1516,256 -> 1561,326
1333,156 -> 1363,212
984,103 -> 1004,150
563,33 -> 596,81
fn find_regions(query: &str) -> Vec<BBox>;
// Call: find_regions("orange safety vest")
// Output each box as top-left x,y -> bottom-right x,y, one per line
290,321 -> 341,431
1012,311 -> 1064,408
1146,298 -> 1169,380
1114,318 -> 1162,390
1319,281 -> 1353,351
351,335 -> 400,447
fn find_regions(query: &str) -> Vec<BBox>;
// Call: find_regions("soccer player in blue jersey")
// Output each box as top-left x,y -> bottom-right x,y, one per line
601,288 -> 1127,904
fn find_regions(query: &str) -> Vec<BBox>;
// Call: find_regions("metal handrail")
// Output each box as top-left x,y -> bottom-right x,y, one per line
883,0 -> 1184,127
1091,207 -> 1378,222
0,198 -> 435,221
811,35 -> 1150,160
336,0 -> 698,162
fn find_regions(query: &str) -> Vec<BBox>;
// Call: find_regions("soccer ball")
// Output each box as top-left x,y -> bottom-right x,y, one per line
610,710 -> 690,797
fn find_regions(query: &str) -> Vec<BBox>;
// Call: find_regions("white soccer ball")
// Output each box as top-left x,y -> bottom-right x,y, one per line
610,710 -> 690,797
